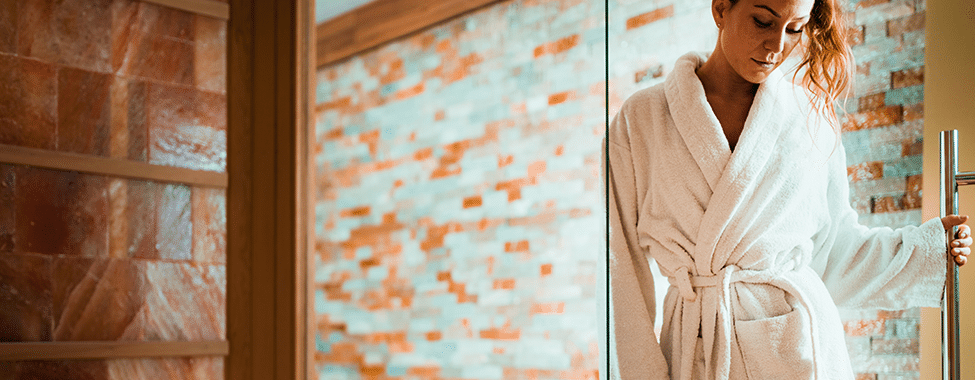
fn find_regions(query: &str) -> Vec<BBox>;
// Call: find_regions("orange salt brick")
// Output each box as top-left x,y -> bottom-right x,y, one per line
361,365 -> 384,376
891,67 -> 924,89
548,91 -> 572,105
904,174 -> 922,209
479,326 -> 520,340
426,331 -> 442,341
507,188 -> 521,201
463,195 -> 482,208
324,127 -> 344,140
407,367 -> 441,377
858,0 -> 890,8
359,257 -> 379,269
887,12 -> 924,37
528,161 -> 547,177
847,161 -> 884,182
842,105 -> 903,131
493,278 -> 516,290
394,82 -> 425,100
359,129 -> 380,155
854,373 -> 877,380
903,103 -> 923,121
414,147 -> 433,161
858,93 -> 885,111
848,25 -> 865,46
531,302 -> 565,314
437,271 -> 451,281
844,319 -> 885,336
498,154 -> 514,168
534,34 -> 580,57
901,139 -> 922,156
569,208 -> 591,218
626,5 -> 674,30
393,179 -> 404,188
555,145 -> 564,156
504,240 -> 530,253
493,347 -> 505,354
435,109 -> 446,121
871,195 -> 902,213
317,96 -> 352,111
540,263 -> 552,276
340,206 -> 370,217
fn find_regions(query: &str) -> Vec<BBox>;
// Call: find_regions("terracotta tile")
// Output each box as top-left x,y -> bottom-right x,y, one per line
122,80 -> 149,161
106,357 -> 223,379
0,253 -> 53,342
0,54 -> 57,149
125,180 -> 158,259
14,167 -> 108,257
0,1 -> 15,53
156,184 -> 192,261
17,0 -> 57,63
4,360 -> 109,380
112,2 -> 194,86
194,15 -> 226,93
53,0 -> 112,73
0,165 -> 14,252
140,262 -> 225,340
146,83 -> 227,171
58,67 -> 112,156
192,187 -> 225,264
51,257 -> 146,341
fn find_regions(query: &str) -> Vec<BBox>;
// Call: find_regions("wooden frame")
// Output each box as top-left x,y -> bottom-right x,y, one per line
316,0 -> 506,67
144,0 -> 229,20
227,0 -> 313,378
0,144 -> 227,188
0,342 -> 229,361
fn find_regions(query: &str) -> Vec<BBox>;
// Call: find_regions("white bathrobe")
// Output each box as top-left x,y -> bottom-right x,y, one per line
601,52 -> 947,380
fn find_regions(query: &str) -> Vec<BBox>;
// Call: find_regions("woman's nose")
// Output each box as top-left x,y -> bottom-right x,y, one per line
765,30 -> 787,54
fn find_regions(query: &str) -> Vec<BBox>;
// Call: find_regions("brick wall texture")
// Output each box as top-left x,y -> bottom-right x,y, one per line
313,0 -> 928,379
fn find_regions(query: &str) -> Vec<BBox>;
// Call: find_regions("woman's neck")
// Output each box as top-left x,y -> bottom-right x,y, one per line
695,47 -> 759,102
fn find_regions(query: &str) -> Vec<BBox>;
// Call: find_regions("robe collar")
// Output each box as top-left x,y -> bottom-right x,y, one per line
663,52 -> 790,193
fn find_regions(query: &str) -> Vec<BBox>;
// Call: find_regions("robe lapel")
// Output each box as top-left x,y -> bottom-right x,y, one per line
694,69 -> 793,275
665,52 -> 732,192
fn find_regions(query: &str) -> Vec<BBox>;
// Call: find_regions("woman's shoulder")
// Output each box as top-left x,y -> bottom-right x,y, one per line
608,83 -> 668,148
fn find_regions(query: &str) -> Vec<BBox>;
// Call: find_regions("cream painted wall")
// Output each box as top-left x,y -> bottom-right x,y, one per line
920,0 -> 975,378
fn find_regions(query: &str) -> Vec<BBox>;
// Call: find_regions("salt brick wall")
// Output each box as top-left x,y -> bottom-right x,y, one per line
314,0 -> 928,378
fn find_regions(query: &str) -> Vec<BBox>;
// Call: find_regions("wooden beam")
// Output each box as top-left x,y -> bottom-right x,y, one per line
142,0 -> 229,20
316,0 -> 507,68
0,144 -> 228,188
0,341 -> 228,361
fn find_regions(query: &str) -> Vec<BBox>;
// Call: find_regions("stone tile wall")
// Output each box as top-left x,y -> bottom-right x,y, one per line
0,0 -> 227,378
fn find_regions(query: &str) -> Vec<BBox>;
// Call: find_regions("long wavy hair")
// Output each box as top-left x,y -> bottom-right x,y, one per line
732,0 -> 855,133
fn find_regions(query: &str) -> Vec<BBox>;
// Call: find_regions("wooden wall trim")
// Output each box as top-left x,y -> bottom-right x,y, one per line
228,0 -> 310,377
316,0 -> 507,68
143,0 -> 229,20
0,144 -> 228,188
0,341 -> 229,361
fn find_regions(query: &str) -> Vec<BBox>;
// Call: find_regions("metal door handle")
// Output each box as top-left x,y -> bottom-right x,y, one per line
940,129 -> 974,380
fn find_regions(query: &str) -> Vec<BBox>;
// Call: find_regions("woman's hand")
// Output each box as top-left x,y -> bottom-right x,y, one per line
942,215 -> 972,266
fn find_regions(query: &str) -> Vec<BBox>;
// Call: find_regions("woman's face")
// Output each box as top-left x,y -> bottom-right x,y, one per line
716,0 -> 815,83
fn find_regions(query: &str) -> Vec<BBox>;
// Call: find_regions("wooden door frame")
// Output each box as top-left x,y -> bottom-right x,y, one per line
226,0 -> 315,378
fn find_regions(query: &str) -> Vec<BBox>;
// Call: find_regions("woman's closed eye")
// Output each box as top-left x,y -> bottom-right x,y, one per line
753,17 -> 804,34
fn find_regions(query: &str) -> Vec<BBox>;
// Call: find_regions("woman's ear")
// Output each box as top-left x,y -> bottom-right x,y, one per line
712,0 -> 728,28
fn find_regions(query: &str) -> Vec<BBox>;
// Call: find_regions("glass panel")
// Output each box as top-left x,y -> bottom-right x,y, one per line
0,357 -> 223,380
0,164 -> 226,343
606,0 -> 927,378
313,0 -> 605,378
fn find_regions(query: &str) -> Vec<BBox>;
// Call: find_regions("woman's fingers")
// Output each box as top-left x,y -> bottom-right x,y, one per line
942,214 -> 970,230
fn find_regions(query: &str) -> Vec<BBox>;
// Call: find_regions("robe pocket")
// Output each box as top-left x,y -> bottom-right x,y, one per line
734,309 -> 814,380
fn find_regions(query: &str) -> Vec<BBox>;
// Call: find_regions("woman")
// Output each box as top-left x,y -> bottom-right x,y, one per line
604,0 -> 972,379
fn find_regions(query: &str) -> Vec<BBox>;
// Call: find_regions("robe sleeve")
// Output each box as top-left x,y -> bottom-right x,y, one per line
601,109 -> 670,380
809,141 -> 946,310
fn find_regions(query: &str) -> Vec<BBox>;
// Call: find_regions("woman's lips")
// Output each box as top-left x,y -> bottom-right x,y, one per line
752,58 -> 775,69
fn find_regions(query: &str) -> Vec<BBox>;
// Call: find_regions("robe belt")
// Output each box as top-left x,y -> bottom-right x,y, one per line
668,265 -> 741,302
666,262 -> 822,379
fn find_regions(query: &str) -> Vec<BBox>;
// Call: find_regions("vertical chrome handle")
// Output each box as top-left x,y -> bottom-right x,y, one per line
940,129 -> 960,380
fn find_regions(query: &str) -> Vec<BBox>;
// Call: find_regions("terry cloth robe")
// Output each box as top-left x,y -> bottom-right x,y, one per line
601,52 -> 947,380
